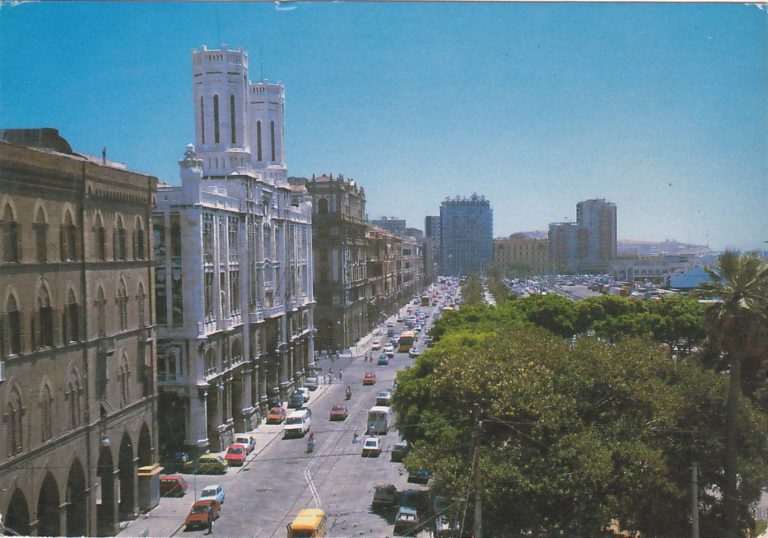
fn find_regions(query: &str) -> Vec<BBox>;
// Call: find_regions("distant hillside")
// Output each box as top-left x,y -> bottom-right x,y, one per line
617,239 -> 711,256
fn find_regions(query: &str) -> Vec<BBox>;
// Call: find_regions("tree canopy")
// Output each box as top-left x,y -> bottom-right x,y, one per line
395,293 -> 768,536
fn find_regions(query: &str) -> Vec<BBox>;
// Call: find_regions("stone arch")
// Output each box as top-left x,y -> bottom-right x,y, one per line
317,197 -> 328,214
118,431 -> 136,519
4,379 -> 25,457
118,350 -> 130,407
3,487 -> 31,536
137,422 -> 152,466
96,444 -> 116,536
66,364 -> 83,429
65,458 -> 87,536
32,199 -> 49,223
36,471 -> 61,536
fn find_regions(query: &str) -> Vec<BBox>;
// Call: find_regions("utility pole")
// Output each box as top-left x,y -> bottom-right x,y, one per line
692,461 -> 699,538
472,404 -> 483,538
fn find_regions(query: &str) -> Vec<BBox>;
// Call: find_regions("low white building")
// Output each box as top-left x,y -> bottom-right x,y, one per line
153,45 -> 314,454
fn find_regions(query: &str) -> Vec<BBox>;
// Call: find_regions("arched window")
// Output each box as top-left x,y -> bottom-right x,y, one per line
94,213 -> 106,260
40,384 -> 53,442
2,203 -> 20,263
263,224 -> 272,260
270,121 -> 276,161
213,95 -> 220,144
34,207 -> 47,262
137,283 -> 146,328
256,121 -> 262,161
117,280 -> 128,331
36,286 -> 54,348
200,96 -> 206,145
317,198 -> 328,214
113,216 -> 126,260
68,370 -> 81,429
230,94 -> 236,144
5,294 -> 21,355
60,210 -> 77,262
118,354 -> 130,407
134,218 -> 145,260
64,289 -> 79,343
96,287 -> 106,337
7,387 -> 23,456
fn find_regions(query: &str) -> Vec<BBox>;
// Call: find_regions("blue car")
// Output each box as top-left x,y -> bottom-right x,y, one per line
377,355 -> 390,366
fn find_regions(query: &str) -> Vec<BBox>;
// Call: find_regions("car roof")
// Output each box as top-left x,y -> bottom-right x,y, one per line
202,484 -> 221,489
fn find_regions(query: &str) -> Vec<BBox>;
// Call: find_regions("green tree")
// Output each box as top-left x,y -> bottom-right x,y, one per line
700,251 -> 768,536
460,273 -> 485,305
395,324 -> 768,536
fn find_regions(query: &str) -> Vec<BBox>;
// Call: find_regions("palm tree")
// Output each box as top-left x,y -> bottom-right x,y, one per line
701,251 -> 768,536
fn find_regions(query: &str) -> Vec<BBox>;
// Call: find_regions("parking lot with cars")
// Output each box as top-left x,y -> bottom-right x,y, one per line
120,295 -> 449,537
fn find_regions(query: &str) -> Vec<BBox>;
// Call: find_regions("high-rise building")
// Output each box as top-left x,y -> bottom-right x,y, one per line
154,46 -> 314,456
371,216 -> 406,236
439,194 -> 493,276
548,198 -> 616,272
0,129 -> 158,537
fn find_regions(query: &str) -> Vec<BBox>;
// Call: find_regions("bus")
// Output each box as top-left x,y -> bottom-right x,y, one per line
420,295 -> 430,306
367,406 -> 394,435
398,331 -> 416,353
287,508 -> 327,537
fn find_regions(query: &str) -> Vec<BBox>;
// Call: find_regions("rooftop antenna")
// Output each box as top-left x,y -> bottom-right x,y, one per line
260,48 -> 264,81
216,5 -> 221,47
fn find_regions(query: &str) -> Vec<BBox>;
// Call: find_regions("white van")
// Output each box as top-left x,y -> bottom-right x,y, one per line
284,409 -> 311,438
367,406 -> 394,435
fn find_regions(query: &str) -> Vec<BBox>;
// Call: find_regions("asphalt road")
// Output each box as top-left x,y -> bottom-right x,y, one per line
179,305 -> 435,537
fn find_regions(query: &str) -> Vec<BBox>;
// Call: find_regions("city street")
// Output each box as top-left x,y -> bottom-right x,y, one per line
120,302 -> 437,538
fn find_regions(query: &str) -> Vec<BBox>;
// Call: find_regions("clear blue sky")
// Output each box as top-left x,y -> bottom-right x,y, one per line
1,2 -> 765,250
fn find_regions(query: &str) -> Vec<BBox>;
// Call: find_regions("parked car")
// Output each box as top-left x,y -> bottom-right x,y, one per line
159,474 -> 188,497
297,387 -> 310,402
377,355 -> 390,366
383,344 -> 394,354
372,483 -> 398,508
184,454 -> 229,474
407,468 -> 430,484
184,499 -> 220,531
371,340 -> 381,350
233,434 -> 255,454
363,372 -> 377,385
305,376 -> 319,391
330,404 -> 348,421
390,439 -> 410,462
284,409 -> 312,438
376,390 -> 392,406
159,450 -> 190,473
408,347 -> 420,358
393,506 -> 419,535
224,443 -> 248,466
267,405 -> 287,424
199,484 -> 225,504
362,436 -> 381,457
288,392 -> 305,409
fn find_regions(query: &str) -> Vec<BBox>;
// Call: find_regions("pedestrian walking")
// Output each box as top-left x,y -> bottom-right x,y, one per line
338,369 -> 343,381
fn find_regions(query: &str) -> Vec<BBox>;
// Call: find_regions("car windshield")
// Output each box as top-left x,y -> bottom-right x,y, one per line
286,417 -> 302,425
332,405 -> 345,412
365,440 -> 377,448
228,447 -> 243,454
201,489 -> 217,496
191,505 -> 211,514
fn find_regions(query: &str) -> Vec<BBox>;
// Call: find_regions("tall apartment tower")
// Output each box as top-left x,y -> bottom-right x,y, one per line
548,198 -> 616,273
154,46 -> 314,456
576,198 -> 617,264
439,194 -> 493,277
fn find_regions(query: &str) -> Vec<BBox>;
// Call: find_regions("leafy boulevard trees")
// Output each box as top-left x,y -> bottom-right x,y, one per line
395,253 -> 768,536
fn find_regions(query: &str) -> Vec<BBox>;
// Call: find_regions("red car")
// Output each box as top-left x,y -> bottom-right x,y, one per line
267,406 -> 287,424
330,404 -> 348,421
184,499 -> 220,531
159,474 -> 188,497
224,443 -> 248,466
363,372 -> 377,385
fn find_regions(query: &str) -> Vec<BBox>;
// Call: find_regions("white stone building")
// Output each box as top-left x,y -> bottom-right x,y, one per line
153,45 -> 314,454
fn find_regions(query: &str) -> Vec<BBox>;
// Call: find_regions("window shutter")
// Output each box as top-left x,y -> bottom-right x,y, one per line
31,311 -> 39,350
132,229 -> 137,260
60,227 -> 66,261
74,227 -> 82,261
62,308 -> 68,344
113,229 -> 118,260
15,228 -> 21,262
16,314 -> 24,355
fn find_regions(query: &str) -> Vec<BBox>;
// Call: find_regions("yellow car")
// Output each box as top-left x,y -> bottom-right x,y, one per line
184,454 -> 229,474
